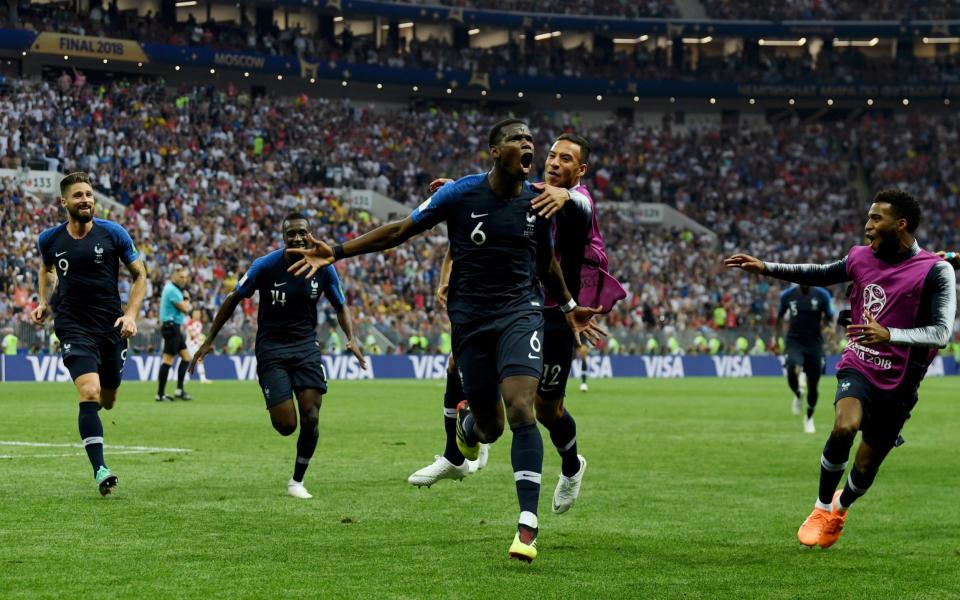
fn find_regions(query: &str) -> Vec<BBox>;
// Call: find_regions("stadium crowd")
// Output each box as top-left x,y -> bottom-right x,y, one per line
699,0 -> 960,21
5,2 -> 958,87
2,75 -> 959,356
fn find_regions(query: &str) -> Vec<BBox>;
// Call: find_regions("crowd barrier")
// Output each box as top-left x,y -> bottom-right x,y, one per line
2,354 -> 956,382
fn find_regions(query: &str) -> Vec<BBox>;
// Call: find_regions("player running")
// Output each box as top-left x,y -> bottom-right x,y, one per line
31,172 -> 148,496
777,285 -> 834,432
406,133 -> 625,519
189,212 -> 366,499
287,119 -> 606,562
725,189 -> 956,549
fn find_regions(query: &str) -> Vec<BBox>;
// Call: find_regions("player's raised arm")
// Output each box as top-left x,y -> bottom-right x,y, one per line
724,253 -> 852,287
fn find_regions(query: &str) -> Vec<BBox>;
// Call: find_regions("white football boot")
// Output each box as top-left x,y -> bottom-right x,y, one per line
407,455 -> 471,487
552,455 -> 587,514
287,479 -> 313,499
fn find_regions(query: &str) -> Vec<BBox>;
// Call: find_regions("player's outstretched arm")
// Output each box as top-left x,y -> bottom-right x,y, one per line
30,263 -> 56,326
189,292 -> 242,374
723,253 -> 765,273
288,216 -> 426,279
336,305 -> 367,370
115,258 -> 147,338
725,253 -> 851,287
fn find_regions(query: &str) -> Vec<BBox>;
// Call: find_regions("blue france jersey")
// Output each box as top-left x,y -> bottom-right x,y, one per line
410,173 -> 553,324
235,249 -> 345,356
37,218 -> 139,335
778,286 -> 834,345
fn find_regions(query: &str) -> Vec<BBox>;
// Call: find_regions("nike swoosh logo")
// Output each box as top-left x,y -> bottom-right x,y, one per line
55,252 -> 67,257
470,212 -> 489,218
273,282 -> 287,287
528,353 -> 540,360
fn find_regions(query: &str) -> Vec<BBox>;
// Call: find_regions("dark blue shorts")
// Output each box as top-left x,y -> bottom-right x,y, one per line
834,368 -> 919,450
452,309 -> 544,407
785,340 -> 824,373
58,328 -> 128,389
256,347 -> 328,409
537,309 -> 577,400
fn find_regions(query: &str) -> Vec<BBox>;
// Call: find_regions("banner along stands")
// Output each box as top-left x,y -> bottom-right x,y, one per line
31,32 -> 148,63
1,355 -> 955,382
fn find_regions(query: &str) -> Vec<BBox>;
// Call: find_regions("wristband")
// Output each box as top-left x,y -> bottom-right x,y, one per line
560,298 -> 577,313
333,244 -> 346,260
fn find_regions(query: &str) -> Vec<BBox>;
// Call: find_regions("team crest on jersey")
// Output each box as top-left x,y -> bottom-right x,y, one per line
524,211 -> 537,239
862,284 -> 886,317
811,298 -> 819,309
62,343 -> 71,354
310,279 -> 320,298
94,243 -> 105,264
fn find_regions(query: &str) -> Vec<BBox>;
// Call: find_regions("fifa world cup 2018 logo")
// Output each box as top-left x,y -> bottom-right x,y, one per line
862,284 -> 886,319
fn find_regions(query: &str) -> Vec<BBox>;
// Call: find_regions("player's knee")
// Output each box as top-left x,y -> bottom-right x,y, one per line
534,396 -> 563,426
831,422 -> 858,440
77,382 -> 101,402
506,403 -> 535,426
272,419 -> 297,436
300,413 -> 318,434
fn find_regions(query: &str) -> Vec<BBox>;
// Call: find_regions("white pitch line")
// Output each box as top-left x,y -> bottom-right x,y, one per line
0,440 -> 192,459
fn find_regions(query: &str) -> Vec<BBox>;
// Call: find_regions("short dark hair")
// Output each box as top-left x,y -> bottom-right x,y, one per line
488,118 -> 527,147
555,133 -> 590,164
59,171 -> 92,196
874,188 -> 921,233
283,211 -> 309,226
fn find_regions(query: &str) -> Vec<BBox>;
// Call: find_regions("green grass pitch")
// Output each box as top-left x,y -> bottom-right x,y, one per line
0,378 -> 958,599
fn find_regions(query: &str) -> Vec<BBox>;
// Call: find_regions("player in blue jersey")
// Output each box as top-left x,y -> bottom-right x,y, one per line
189,212 -> 366,499
31,172 -> 148,496
156,268 -> 194,402
409,134 -> 622,519
287,119 -> 606,562
777,285 -> 834,433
